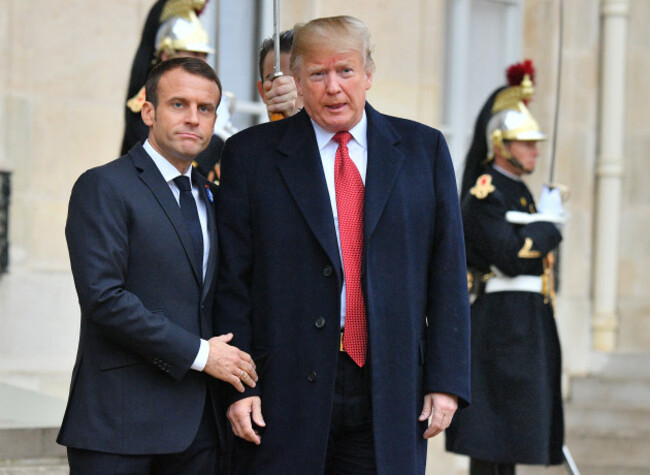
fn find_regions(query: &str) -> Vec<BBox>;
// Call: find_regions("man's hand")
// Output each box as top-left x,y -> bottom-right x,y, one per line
419,392 -> 458,439
228,396 -> 265,445
262,75 -> 299,118
203,333 -> 257,392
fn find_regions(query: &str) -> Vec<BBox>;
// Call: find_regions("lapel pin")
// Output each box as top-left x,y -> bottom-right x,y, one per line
205,185 -> 214,203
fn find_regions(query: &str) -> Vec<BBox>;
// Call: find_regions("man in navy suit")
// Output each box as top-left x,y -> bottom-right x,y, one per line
58,57 -> 258,474
217,16 -> 471,474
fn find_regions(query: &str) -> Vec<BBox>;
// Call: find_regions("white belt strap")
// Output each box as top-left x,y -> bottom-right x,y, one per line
484,274 -> 543,294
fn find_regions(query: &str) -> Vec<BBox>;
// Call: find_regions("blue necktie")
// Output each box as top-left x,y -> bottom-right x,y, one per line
173,176 -> 203,282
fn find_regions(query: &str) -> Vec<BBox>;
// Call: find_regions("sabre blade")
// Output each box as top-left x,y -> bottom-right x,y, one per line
273,0 -> 282,78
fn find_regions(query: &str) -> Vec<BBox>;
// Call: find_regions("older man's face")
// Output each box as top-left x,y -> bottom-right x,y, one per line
294,46 -> 372,133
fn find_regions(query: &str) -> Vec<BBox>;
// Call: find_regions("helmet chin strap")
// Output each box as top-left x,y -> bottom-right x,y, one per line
506,155 -> 531,174
492,131 -> 532,175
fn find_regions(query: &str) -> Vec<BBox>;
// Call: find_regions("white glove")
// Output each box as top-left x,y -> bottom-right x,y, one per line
505,186 -> 569,227
537,185 -> 568,229
537,185 -> 564,216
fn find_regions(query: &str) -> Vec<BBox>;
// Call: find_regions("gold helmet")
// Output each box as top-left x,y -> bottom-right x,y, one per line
154,0 -> 214,59
486,73 -> 546,161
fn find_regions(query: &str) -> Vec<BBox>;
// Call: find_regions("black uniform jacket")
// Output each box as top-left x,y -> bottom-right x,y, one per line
446,166 -> 564,465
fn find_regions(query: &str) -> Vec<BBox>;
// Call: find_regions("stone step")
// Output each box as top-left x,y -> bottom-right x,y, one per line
0,428 -> 65,460
517,464 -> 566,474
591,352 -> 650,381
564,432 -> 650,470
0,458 -> 68,474
565,402 -> 650,439
568,467 -> 650,475
0,383 -> 66,460
570,376 -> 650,410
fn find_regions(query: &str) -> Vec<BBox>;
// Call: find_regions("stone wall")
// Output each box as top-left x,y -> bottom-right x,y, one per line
522,0 -> 601,374
0,0 -> 156,396
618,0 -> 650,351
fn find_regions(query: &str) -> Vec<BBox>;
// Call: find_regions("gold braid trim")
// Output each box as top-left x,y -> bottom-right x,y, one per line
470,174 -> 495,200
126,86 -> 147,113
160,0 -> 205,22
492,74 -> 534,113
517,238 -> 541,259
542,253 -> 556,307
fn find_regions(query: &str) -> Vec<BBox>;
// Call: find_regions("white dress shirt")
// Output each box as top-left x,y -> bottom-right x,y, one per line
311,112 -> 368,328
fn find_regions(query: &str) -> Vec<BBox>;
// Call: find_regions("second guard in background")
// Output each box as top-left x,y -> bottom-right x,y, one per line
256,29 -> 303,120
446,61 -> 568,474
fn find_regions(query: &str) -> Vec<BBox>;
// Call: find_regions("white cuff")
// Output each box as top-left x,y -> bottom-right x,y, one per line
191,338 -> 209,372
505,210 -> 569,225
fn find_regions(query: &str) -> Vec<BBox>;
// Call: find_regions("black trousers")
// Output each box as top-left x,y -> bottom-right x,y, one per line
324,351 -> 377,475
67,394 -> 219,475
470,458 -> 515,475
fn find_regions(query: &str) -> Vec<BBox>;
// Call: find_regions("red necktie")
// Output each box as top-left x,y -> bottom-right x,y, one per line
334,131 -> 367,367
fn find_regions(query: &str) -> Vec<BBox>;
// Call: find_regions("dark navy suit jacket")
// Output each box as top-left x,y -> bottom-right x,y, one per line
216,104 -> 471,474
58,143 -> 222,455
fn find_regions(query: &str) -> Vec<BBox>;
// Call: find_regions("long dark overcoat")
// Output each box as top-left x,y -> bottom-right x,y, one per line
445,166 -> 564,465
216,104 -> 471,474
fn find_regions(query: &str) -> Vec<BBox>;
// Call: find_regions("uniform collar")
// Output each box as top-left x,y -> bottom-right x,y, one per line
493,163 -> 523,182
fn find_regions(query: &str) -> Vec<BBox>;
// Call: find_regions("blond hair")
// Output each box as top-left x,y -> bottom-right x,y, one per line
290,16 -> 375,74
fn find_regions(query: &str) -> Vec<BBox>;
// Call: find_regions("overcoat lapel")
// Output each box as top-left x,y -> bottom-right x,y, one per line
275,112 -> 343,284
130,145 -> 203,285
363,104 -> 405,242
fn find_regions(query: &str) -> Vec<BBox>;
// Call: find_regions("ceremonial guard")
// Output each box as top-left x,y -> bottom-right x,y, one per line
121,0 -> 233,181
446,61 -> 567,474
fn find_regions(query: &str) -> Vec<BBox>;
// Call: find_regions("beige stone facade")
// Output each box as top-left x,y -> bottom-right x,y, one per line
0,0 -> 159,393
0,0 -> 648,471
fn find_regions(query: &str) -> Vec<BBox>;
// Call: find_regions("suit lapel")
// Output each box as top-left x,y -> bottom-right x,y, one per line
363,104 -> 405,242
275,112 -> 343,282
130,144 -> 203,285
194,169 -> 218,301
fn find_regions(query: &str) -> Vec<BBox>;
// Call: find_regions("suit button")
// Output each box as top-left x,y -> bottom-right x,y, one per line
323,265 -> 333,277
315,317 -> 326,328
307,371 -> 316,382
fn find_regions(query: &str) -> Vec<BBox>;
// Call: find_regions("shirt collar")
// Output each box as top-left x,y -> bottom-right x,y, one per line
143,140 -> 193,183
493,163 -> 522,182
311,111 -> 368,151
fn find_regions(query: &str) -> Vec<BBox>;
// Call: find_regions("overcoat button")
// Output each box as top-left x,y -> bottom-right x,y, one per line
307,371 -> 316,382
315,317 -> 326,328
323,265 -> 333,277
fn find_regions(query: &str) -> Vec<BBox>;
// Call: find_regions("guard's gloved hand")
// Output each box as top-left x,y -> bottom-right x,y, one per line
537,185 -> 567,229
538,185 -> 564,215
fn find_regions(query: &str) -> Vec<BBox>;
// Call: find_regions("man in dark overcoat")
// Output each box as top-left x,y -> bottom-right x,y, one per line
216,15 -> 471,474
445,69 -> 566,473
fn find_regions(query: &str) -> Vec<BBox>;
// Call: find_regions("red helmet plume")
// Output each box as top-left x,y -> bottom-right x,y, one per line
506,59 -> 535,86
